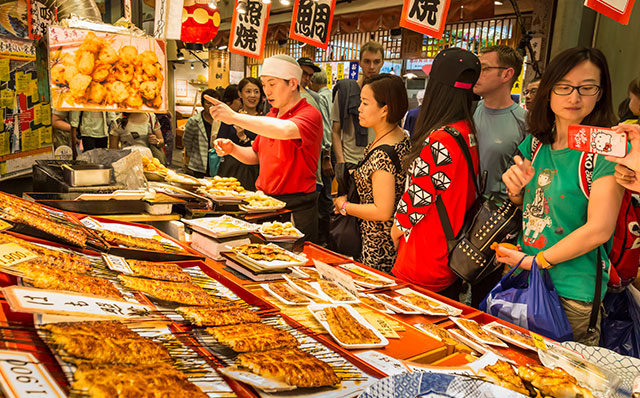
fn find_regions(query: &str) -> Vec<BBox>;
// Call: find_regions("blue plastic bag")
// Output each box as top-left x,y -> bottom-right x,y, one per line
599,286 -> 640,358
480,257 -> 574,342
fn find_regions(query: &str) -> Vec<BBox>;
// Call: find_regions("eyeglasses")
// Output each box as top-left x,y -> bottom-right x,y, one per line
552,84 -> 601,96
480,66 -> 508,73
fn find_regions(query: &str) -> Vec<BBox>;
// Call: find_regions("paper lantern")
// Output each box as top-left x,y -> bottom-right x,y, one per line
181,3 -> 220,43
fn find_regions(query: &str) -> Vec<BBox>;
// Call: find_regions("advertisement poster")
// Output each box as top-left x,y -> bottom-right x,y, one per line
0,0 -> 29,39
48,26 -> 168,113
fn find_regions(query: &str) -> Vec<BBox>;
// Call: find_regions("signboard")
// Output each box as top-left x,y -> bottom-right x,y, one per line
0,350 -> 66,398
400,0 -> 452,39
48,26 -> 168,113
585,0 -> 635,24
27,0 -> 57,40
348,61 -> 359,80
289,0 -> 336,50
153,0 -> 184,40
229,0 -> 270,59
2,286 -> 155,319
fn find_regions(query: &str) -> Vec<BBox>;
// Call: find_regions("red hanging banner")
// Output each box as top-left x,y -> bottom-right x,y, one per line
289,0 -> 336,50
229,0 -> 271,59
400,0 -> 451,39
585,0 -> 635,24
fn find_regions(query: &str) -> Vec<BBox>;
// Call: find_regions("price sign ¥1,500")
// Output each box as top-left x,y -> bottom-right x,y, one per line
0,350 -> 66,398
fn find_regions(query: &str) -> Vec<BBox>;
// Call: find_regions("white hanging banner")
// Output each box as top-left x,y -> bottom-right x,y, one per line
154,0 -> 185,40
229,0 -> 271,59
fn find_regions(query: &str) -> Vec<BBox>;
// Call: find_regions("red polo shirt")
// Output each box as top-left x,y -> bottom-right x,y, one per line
252,98 -> 322,195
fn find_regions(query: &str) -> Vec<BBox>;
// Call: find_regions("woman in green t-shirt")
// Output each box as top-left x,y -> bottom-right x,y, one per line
499,47 -> 624,345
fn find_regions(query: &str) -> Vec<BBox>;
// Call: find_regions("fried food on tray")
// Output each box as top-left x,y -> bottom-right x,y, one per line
268,282 -> 312,304
455,318 -> 504,345
0,233 -> 92,273
478,360 -> 529,396
399,292 -> 448,315
203,176 -> 246,195
97,229 -> 181,252
359,296 -> 389,311
486,323 -> 535,349
73,362 -> 208,398
206,322 -> 298,353
260,222 -> 300,237
176,305 -> 259,327
142,156 -> 168,175
370,293 -> 415,312
297,267 -> 320,280
42,320 -> 140,340
518,364 -> 594,398
324,306 -> 380,345
243,191 -> 284,208
286,277 -> 320,297
233,243 -> 299,263
317,280 -> 354,302
351,275 -> 389,287
119,275 -> 218,306
236,348 -> 340,388
415,322 -> 454,342
17,263 -> 122,299
125,259 -> 191,282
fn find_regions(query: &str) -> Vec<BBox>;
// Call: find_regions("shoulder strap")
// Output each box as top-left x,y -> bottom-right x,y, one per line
358,144 -> 401,174
588,247 -> 602,333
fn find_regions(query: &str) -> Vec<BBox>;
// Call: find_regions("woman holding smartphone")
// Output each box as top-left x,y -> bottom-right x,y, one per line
499,47 -> 624,345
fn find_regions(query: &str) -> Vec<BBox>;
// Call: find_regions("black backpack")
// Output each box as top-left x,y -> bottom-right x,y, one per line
435,126 -> 522,284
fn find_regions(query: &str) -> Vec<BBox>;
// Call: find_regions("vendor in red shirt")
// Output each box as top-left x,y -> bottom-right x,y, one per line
207,54 -> 323,241
391,48 -> 481,300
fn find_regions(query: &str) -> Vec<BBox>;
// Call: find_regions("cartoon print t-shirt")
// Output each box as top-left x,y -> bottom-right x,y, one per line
518,134 -> 616,302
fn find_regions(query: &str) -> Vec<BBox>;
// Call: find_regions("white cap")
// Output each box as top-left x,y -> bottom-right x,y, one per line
261,54 -> 303,84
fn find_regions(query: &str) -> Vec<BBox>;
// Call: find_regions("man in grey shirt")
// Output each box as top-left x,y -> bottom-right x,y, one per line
473,45 -> 527,200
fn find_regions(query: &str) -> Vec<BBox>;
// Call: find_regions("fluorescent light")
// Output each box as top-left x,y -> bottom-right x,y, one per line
494,0 -> 503,4
262,0 -> 271,3
218,45 -> 228,50
280,0 -> 290,5
403,73 -> 417,79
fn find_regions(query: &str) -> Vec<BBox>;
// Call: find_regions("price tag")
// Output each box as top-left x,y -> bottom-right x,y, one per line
363,313 -> 399,339
102,254 -> 133,275
0,350 -> 66,398
0,244 -> 37,268
313,259 -> 359,296
355,350 -> 410,376
80,217 -> 103,230
0,220 -> 12,232
0,59 -> 9,82
2,286 -> 154,319
530,331 -> 547,350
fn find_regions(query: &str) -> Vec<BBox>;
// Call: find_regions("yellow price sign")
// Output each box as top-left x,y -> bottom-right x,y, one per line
0,58 -> 9,81
0,243 -> 37,268
337,63 -> 344,80
40,103 -> 51,125
530,331 -> 547,350
326,64 -> 333,89
33,103 -> 41,125
251,65 -> 258,78
1,90 -> 13,108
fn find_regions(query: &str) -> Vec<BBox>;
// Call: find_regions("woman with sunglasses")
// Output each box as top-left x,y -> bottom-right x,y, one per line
499,48 -> 624,345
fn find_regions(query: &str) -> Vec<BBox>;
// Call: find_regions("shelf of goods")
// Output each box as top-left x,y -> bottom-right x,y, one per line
0,191 -> 620,398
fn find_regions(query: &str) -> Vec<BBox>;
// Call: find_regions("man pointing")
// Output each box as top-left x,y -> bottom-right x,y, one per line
208,54 -> 323,241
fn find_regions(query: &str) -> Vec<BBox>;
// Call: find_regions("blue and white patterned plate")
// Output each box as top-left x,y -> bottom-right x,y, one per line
359,371 -> 528,398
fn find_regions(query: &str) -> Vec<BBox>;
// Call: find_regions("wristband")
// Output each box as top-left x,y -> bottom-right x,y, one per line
536,252 -> 553,269
340,201 -> 348,216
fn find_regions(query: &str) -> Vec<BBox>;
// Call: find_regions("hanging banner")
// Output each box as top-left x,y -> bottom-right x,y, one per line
228,0 -> 270,59
348,61 -> 359,80
400,0 -> 452,39
584,0 -> 635,24
289,0 -> 336,50
27,0 -> 57,40
154,0 -> 184,40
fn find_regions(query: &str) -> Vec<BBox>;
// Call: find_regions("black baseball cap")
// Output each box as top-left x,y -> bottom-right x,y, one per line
297,57 -> 321,73
425,47 -> 481,90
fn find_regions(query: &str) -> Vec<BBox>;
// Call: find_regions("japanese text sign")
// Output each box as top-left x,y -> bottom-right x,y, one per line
229,0 -> 271,59
2,286 -> 155,319
0,244 -> 37,268
289,0 -> 336,50
313,259 -> 359,296
585,0 -> 635,24
27,0 -> 57,40
400,0 -> 451,39
0,350 -> 66,398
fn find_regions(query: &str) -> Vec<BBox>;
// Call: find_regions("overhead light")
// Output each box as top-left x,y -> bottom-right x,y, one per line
208,0 -> 218,8
262,0 -> 271,3
237,0 -> 247,13
494,0 -> 503,4
218,44 -> 228,50
403,72 -> 417,79
176,50 -> 184,60
280,0 -> 290,5
190,63 -> 195,70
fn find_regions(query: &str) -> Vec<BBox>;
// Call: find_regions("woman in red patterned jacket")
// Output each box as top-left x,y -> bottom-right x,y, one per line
391,48 -> 481,300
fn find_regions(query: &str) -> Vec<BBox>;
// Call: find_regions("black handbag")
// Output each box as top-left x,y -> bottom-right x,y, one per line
435,126 -> 522,284
328,145 -> 401,259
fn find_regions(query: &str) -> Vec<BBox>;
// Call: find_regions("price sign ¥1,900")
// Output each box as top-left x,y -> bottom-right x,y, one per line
0,350 -> 66,398
0,244 -> 37,268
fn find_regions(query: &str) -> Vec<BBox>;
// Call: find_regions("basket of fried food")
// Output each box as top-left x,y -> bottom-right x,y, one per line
240,191 -> 286,213
259,222 -> 303,242
142,157 -> 168,181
